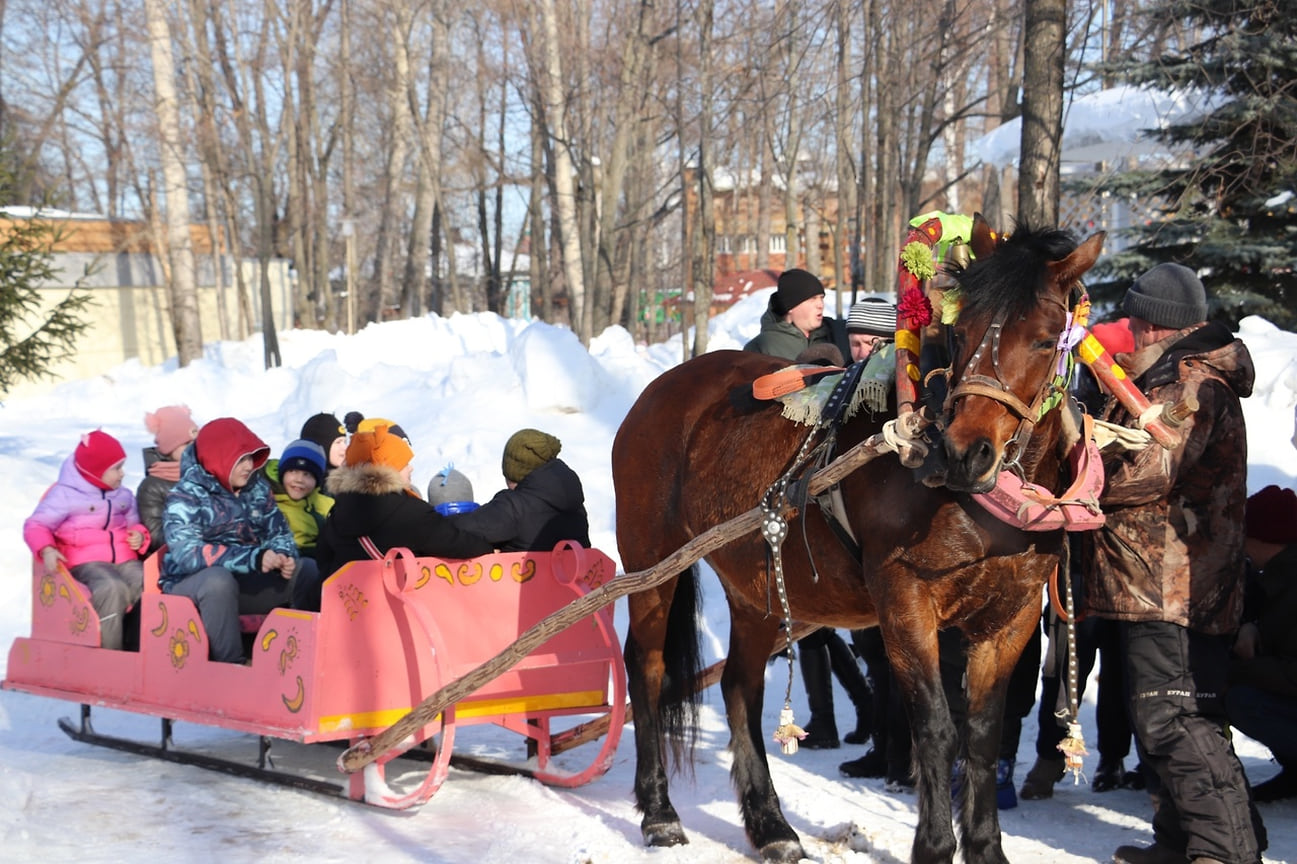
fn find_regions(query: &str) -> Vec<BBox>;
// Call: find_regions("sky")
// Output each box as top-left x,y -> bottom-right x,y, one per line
1,291 -> 1295,864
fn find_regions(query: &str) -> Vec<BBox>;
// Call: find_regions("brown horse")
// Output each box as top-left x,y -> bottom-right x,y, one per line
612,219 -> 1105,863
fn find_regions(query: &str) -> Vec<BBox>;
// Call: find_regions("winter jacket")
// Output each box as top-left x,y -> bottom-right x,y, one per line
23,453 -> 149,568
742,297 -> 851,363
1231,544 -> 1297,699
317,462 -> 494,578
137,446 -> 182,554
159,428 -> 297,589
1084,321 -> 1254,636
263,458 -> 334,557
451,458 -> 591,553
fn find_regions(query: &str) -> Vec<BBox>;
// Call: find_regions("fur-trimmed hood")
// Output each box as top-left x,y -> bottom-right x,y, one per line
325,462 -> 415,498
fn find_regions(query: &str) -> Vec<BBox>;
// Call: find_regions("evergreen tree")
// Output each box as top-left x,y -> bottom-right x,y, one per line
0,166 -> 92,396
1081,0 -> 1297,330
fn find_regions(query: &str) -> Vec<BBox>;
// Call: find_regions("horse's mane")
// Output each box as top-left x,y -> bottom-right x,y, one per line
955,223 -> 1079,321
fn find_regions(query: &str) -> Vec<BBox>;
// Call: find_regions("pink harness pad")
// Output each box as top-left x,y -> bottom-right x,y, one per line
972,426 -> 1105,532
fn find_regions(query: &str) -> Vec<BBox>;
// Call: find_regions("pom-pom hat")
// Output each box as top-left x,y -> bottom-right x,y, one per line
345,424 -> 415,472
1122,263 -> 1208,330
502,429 -> 561,484
75,430 -> 127,490
774,269 -> 825,316
279,439 -> 327,486
1245,485 -> 1297,544
145,405 -> 198,456
846,298 -> 897,336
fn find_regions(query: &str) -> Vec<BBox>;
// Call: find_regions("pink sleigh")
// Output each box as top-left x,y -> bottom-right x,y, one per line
3,542 -> 626,809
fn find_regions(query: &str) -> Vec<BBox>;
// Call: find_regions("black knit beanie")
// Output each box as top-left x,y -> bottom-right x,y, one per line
300,413 -> 346,454
1122,263 -> 1207,329
773,269 -> 825,316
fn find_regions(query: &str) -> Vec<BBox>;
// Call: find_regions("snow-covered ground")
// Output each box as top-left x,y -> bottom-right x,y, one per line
1,290 -> 1295,863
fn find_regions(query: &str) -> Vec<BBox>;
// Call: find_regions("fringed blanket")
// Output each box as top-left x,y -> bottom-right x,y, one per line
777,344 -> 895,427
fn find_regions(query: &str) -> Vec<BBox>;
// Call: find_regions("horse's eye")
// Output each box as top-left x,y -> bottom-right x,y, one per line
1033,339 -> 1056,351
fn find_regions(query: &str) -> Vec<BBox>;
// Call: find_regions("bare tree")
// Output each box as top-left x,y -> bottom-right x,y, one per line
143,0 -> 201,365
536,0 -> 586,340
1018,0 -> 1065,226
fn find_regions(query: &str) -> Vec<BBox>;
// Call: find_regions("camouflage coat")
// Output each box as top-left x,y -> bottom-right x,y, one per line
1084,321 -> 1254,636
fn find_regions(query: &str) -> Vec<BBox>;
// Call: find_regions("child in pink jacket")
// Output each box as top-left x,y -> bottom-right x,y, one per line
23,430 -> 149,650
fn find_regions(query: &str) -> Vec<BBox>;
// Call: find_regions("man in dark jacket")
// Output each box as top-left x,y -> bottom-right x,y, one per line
1086,263 -> 1264,864
317,424 -> 492,580
1227,484 -> 1297,803
452,428 -> 590,553
742,268 -> 850,363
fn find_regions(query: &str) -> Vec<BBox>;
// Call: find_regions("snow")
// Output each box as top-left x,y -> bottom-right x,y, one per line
2,291 -> 1295,864
968,85 -> 1222,170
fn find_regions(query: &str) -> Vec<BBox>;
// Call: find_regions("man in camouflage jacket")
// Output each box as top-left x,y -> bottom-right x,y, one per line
1086,263 -> 1264,864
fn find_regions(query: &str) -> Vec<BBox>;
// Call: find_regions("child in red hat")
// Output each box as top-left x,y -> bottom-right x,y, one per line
22,430 -> 149,650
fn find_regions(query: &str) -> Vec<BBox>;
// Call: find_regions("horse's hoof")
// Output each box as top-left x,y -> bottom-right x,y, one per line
642,820 -> 688,848
759,838 -> 807,863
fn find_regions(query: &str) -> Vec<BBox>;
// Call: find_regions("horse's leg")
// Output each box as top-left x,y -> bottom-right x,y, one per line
880,596 -> 960,864
957,598 -> 1043,864
624,570 -> 699,847
722,603 -> 805,863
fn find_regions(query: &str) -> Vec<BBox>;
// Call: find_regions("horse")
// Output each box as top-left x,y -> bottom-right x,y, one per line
611,218 -> 1105,864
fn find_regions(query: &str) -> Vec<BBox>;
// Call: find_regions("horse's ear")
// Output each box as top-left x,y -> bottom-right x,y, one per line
1049,231 -> 1106,288
969,213 -> 998,259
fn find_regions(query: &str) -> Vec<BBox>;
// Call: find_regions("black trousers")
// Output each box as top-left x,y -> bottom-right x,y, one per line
1121,620 -> 1265,864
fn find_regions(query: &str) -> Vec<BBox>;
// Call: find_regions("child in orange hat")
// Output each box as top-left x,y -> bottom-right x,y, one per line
316,422 -> 492,579
23,431 -> 149,650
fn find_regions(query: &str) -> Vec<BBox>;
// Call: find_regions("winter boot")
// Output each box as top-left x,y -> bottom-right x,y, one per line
826,630 -> 873,745
1111,843 -> 1189,864
798,640 -> 840,749
1019,755 -> 1065,800
1091,757 -> 1126,792
839,748 -> 887,779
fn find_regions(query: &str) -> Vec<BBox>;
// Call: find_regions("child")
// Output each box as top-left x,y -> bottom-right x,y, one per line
265,438 -> 331,610
427,464 -> 477,516
317,423 -> 492,577
299,412 -> 348,474
160,418 -> 300,663
451,428 -> 590,553
137,405 -> 200,553
23,430 -> 149,650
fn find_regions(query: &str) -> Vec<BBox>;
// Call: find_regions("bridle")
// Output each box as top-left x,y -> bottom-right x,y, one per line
944,286 -> 1084,475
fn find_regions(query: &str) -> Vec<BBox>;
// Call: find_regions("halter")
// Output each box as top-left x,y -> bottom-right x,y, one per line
944,286 -> 1084,475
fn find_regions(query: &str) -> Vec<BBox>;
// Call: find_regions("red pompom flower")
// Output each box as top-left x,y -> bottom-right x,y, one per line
898,286 -> 932,330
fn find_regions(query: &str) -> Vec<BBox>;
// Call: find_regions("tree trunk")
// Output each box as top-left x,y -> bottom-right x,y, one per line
539,0 -> 586,342
144,0 -> 202,366
690,0 -> 715,358
1018,0 -> 1065,228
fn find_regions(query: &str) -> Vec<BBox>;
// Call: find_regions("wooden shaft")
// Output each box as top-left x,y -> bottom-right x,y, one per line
337,437 -> 893,774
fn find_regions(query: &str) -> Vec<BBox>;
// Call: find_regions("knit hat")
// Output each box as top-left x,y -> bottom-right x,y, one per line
773,269 -> 825,316
846,298 -> 897,336
345,424 -> 415,472
1245,485 -> 1297,544
145,405 -> 198,456
279,439 -> 327,486
74,430 -> 127,491
345,412 -> 412,445
427,465 -> 474,507
300,412 -> 346,455
502,429 -> 561,484
1122,263 -> 1208,329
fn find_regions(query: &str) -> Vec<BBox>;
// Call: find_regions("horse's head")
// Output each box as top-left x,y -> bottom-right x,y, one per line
940,217 -> 1104,493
